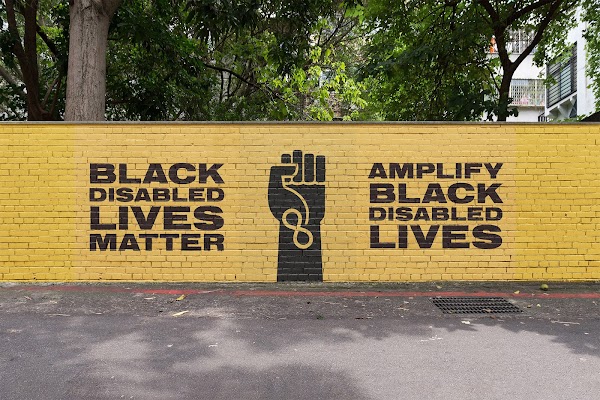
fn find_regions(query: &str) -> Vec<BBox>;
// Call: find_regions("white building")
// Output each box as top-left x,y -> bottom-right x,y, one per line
544,12 -> 597,120
505,31 -> 547,122
488,16 -> 597,122
488,31 -> 546,122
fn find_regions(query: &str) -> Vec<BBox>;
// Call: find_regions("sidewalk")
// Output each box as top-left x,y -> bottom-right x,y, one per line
1,281 -> 599,400
1,281 -> 599,320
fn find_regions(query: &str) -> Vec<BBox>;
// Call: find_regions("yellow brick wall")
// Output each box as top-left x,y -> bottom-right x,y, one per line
1,123 -> 599,281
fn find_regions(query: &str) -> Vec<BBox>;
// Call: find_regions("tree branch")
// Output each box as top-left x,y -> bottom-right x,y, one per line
512,0 -> 564,67
320,13 -> 345,49
42,74 -> 61,108
5,0 -> 27,66
506,0 -> 560,25
477,0 -> 513,71
6,0 -> 46,119
50,74 -> 63,117
36,24 -> 61,59
202,62 -> 283,100
477,0 -> 501,25
0,65 -> 27,101
484,62 -> 501,92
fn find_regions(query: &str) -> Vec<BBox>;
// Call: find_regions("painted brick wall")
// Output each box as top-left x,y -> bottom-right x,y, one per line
1,123 -> 599,281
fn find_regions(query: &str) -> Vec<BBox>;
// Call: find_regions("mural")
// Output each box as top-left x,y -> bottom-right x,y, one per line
2,124 -> 599,282
269,151 -> 326,281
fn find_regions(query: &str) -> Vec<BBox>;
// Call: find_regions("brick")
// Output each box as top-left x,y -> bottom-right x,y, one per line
0,123 -> 599,281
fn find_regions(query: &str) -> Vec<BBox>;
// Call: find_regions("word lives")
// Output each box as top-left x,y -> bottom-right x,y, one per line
89,163 -> 225,252
368,162 -> 504,249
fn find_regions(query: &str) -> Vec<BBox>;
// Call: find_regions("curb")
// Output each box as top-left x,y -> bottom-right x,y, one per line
3,284 -> 600,299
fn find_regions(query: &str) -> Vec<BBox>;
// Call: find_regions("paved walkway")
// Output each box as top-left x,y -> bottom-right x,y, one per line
1,281 -> 598,399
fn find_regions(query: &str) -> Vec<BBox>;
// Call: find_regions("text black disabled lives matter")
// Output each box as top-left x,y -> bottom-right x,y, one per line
89,163 -> 225,251
368,162 -> 503,249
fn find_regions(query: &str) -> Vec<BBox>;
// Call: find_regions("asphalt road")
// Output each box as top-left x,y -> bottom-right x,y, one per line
1,282 -> 599,400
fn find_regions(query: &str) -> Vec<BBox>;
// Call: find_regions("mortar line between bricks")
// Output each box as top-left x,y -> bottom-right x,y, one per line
3,285 -> 600,299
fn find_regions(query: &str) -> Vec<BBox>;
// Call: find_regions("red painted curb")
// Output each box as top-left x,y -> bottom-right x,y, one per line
227,290 -> 600,299
3,285 -> 600,299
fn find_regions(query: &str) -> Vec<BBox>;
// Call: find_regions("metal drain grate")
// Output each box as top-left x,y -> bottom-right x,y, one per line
431,297 -> 522,314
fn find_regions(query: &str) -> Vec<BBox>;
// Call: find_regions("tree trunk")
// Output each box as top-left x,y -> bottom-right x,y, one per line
20,0 -> 44,120
65,0 -> 121,121
497,73 -> 513,122
5,0 -> 53,120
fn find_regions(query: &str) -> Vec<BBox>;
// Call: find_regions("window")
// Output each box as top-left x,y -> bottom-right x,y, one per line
547,44 -> 577,107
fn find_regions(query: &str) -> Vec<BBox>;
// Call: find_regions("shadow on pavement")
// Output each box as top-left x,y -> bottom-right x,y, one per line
0,284 -> 599,399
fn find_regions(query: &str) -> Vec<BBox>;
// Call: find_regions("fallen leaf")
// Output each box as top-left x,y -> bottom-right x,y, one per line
176,294 -> 186,301
172,310 -> 189,317
513,290 -> 520,294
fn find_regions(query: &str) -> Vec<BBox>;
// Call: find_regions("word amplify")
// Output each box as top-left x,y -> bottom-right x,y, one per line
368,163 -> 503,180
90,163 -> 224,184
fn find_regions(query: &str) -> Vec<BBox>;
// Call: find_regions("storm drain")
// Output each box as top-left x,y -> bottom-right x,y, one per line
431,297 -> 522,314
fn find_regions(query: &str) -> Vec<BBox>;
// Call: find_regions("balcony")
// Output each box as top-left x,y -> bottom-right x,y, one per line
489,30 -> 535,55
506,30 -> 535,54
509,79 -> 545,107
547,44 -> 577,107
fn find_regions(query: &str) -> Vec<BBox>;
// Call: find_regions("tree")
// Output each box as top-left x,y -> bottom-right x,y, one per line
581,0 -> 600,112
4,0 -> 589,121
479,0 -> 579,120
65,0 -> 121,120
104,0 -> 215,120
362,0 -> 580,121
182,0 -> 366,120
360,1 -> 496,120
104,0 -> 365,121
0,0 -> 68,120
2,0 -> 365,121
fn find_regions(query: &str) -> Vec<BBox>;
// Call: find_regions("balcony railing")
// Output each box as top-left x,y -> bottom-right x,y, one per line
489,30 -> 535,54
506,30 -> 534,54
547,44 -> 577,107
509,79 -> 545,107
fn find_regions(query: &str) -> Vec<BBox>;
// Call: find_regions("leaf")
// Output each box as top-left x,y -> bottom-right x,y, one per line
172,310 -> 189,317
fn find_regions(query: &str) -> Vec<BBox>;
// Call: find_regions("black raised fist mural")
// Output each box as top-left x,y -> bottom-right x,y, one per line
268,150 -> 326,281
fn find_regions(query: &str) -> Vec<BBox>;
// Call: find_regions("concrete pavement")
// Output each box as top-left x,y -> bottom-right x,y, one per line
1,281 -> 599,399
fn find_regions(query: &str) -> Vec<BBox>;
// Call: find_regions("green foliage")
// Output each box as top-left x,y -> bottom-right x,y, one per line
104,0 -> 366,120
1,0 -> 596,121
184,0 -> 367,120
0,82 -> 27,120
360,0 -> 498,121
0,0 -> 68,120
582,0 -> 600,111
106,0 -> 214,120
359,0 -> 583,121
531,11 -> 577,68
